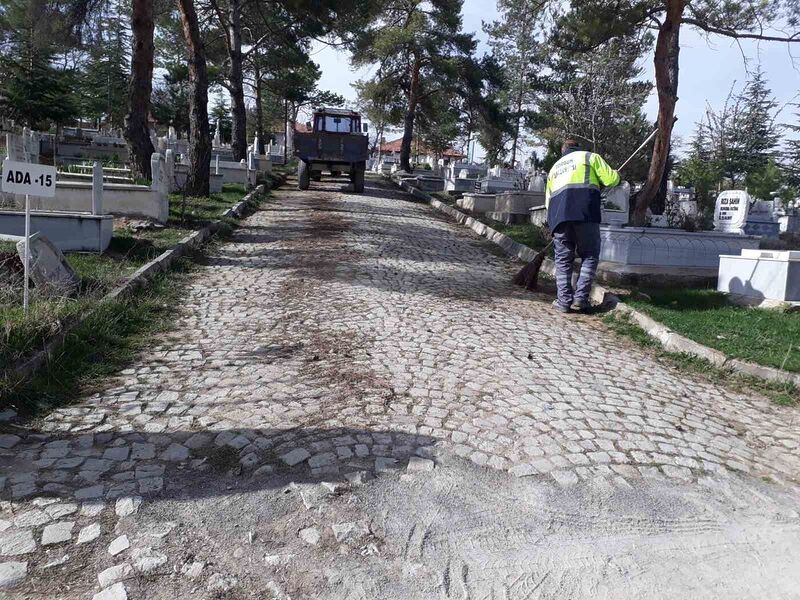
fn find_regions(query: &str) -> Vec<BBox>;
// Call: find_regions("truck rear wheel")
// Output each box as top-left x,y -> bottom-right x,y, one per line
352,166 -> 365,193
298,160 -> 310,190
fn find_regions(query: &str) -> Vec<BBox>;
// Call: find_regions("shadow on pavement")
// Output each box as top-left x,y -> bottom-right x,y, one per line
0,425 -> 437,505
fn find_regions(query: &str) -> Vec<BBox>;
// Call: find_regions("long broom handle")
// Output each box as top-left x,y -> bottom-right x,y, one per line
616,117 -> 677,173
617,129 -> 658,172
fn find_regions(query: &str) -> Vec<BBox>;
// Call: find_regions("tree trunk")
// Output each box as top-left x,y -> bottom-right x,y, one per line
400,56 -> 421,172
633,0 -> 684,225
176,0 -> 210,197
283,99 -> 288,164
254,61 -> 265,155
288,104 -> 300,157
228,0 -> 247,161
510,78 -> 525,166
124,0 -> 155,180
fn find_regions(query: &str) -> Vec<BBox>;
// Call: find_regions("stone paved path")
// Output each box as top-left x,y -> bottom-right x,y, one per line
1,176 -> 799,598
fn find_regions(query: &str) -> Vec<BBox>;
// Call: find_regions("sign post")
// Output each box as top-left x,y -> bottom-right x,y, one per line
1,159 -> 57,313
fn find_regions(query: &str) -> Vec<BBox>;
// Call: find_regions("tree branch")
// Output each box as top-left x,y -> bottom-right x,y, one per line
683,18 -> 800,43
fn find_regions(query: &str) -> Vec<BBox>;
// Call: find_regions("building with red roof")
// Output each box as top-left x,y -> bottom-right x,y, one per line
377,137 -> 465,166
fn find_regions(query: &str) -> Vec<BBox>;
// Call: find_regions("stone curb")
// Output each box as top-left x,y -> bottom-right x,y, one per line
386,174 -> 800,388
4,178 -> 281,384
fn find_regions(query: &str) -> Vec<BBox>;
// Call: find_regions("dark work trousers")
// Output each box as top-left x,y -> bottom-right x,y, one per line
552,221 -> 601,308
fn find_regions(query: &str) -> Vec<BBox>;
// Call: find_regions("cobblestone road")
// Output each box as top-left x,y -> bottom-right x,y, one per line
2,176 -> 799,598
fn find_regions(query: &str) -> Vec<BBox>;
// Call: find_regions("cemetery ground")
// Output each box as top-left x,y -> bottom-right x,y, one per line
1,174 -> 800,598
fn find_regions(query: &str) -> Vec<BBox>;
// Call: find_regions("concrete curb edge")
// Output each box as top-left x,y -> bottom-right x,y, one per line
384,174 -> 800,388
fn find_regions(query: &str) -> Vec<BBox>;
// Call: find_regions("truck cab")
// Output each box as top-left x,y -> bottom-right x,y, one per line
294,107 -> 369,193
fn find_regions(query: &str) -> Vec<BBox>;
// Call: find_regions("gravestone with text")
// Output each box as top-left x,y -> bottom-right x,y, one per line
714,190 -> 751,234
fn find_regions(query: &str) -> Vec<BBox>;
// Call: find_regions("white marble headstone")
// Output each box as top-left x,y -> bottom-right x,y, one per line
714,190 -> 751,233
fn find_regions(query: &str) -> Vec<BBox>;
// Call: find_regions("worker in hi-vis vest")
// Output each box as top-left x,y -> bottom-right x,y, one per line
545,139 -> 620,313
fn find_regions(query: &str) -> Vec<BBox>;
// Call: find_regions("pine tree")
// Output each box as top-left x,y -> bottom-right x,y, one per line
452,54 -> 509,165
151,64 -> 191,134
675,127 -> 723,215
210,97 -> 233,144
483,0 -> 544,166
739,67 -> 781,189
206,0 -> 378,161
177,0 -> 210,197
78,0 -> 130,129
124,0 -> 156,180
701,69 -> 781,188
552,0 -> 800,224
0,0 -> 80,128
354,76 -> 405,155
351,0 -> 475,172
537,35 -> 653,181
785,109 -> 800,191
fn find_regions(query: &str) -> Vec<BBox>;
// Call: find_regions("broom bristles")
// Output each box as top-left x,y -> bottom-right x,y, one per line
513,250 -> 547,290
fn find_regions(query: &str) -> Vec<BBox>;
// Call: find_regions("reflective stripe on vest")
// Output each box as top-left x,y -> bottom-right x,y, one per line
584,152 -> 591,185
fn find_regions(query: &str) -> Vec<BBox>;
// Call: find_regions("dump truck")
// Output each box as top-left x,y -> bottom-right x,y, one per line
293,108 -> 369,193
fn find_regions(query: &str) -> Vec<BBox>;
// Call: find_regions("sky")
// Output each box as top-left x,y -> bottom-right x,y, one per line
310,0 -> 800,160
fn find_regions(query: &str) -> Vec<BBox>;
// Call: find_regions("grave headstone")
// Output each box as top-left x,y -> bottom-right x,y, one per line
92,161 -> 103,215
213,122 -> 221,148
164,150 -> 175,193
150,152 -> 165,194
528,172 -> 546,192
742,199 -> 780,238
5,133 -> 26,162
15,232 -> 79,297
602,181 -> 630,226
679,200 -> 698,217
714,190 -> 750,234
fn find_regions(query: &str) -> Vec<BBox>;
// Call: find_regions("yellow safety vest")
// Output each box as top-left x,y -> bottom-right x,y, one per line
545,151 -> 620,229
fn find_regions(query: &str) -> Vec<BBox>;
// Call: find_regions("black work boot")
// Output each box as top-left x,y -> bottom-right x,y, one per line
573,302 -> 593,314
552,300 -> 572,313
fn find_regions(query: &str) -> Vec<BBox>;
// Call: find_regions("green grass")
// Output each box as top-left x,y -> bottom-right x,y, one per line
168,183 -> 247,230
603,311 -> 799,407
487,221 -> 550,251
1,268 -> 188,416
0,183 -> 250,371
624,288 -> 800,373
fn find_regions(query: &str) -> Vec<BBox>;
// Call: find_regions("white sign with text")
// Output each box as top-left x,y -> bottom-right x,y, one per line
714,190 -> 751,233
1,159 -> 57,197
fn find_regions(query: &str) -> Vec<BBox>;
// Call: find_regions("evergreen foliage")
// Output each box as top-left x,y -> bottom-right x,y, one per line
679,68 -> 785,202
535,35 -> 654,181
350,0 -> 476,170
